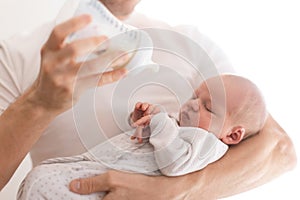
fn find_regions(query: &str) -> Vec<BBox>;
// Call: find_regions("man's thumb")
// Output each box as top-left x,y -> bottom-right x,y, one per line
69,176 -> 107,195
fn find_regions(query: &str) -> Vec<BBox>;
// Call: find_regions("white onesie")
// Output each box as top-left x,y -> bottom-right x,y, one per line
17,113 -> 228,200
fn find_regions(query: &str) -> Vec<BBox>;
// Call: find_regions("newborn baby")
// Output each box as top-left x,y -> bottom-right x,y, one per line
18,74 -> 267,200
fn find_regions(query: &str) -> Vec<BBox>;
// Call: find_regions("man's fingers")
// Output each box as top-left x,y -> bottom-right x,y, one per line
109,52 -> 132,69
74,68 -> 127,97
63,36 -> 107,62
77,49 -> 127,77
69,174 -> 110,195
57,36 -> 107,65
97,68 -> 127,86
102,193 -> 114,200
47,14 -> 92,50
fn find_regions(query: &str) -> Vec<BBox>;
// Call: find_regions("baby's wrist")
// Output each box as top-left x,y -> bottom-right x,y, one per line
128,112 -> 135,126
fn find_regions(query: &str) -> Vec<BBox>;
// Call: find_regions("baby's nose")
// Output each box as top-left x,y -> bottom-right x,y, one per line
190,99 -> 200,112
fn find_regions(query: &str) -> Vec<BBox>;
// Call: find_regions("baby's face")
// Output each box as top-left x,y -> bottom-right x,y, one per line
179,78 -> 228,137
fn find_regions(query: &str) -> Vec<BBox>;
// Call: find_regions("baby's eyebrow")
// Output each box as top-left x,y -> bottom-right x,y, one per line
190,90 -> 198,98
206,99 -> 212,105
194,88 -> 202,96
191,92 -> 197,98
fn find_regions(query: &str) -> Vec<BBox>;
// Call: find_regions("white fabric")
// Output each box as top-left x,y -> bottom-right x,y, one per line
149,113 -> 228,176
17,113 -> 227,199
0,0 -> 234,166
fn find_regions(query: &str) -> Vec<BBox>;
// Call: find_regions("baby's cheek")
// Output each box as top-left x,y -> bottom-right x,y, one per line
198,112 -> 212,131
187,112 -> 200,127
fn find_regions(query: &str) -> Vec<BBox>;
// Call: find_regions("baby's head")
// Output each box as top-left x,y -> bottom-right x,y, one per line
179,74 -> 267,145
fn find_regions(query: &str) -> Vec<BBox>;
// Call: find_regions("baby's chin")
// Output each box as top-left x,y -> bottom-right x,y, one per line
179,110 -> 200,128
179,114 -> 196,127
179,119 -> 190,127
178,112 -> 188,127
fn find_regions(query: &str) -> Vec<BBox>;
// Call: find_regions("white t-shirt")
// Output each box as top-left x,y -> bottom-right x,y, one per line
0,1 -> 234,166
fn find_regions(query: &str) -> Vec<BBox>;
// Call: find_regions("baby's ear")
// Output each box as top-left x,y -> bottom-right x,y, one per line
221,126 -> 245,145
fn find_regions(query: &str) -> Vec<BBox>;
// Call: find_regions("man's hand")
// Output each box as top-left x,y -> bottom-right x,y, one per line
69,170 -> 196,200
29,14 -> 127,115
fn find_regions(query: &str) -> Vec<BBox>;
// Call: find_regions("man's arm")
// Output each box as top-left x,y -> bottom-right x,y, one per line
69,114 -> 297,199
0,16 -> 93,190
0,15 -> 127,190
0,89 -> 56,190
186,114 -> 297,199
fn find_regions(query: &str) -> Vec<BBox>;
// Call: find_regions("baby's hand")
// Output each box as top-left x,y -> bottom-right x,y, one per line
130,102 -> 161,124
130,126 -> 144,143
130,115 -> 152,143
130,102 -> 162,143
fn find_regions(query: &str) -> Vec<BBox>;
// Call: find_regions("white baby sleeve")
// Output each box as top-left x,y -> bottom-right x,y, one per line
149,113 -> 228,176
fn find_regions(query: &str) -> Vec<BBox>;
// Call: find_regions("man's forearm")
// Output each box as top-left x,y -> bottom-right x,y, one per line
186,114 -> 297,199
0,87 -> 57,190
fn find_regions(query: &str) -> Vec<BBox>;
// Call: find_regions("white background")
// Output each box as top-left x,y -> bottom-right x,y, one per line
0,0 -> 299,199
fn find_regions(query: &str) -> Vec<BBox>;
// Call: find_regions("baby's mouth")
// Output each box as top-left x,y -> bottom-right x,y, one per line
179,111 -> 190,126
181,111 -> 189,119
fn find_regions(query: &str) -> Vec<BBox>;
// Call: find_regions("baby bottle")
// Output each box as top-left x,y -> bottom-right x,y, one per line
66,0 -> 159,75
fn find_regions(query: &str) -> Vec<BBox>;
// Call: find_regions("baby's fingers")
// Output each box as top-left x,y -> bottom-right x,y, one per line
145,104 -> 162,115
144,105 -> 155,115
135,102 -> 143,110
153,105 -> 162,114
141,103 -> 150,111
130,126 -> 143,143
132,115 -> 152,127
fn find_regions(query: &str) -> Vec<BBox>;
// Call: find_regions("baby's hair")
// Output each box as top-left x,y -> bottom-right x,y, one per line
223,74 -> 268,140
